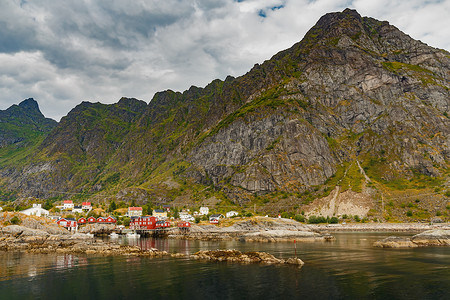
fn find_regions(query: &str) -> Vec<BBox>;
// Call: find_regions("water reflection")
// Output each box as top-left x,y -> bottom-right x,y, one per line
0,233 -> 449,299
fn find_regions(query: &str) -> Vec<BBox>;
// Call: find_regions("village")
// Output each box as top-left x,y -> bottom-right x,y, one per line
0,200 -> 240,237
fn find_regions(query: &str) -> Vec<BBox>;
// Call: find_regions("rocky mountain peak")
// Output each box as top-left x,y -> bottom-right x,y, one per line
18,98 -> 41,114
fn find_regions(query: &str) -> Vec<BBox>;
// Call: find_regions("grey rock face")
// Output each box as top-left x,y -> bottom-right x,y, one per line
187,9 -> 450,195
189,112 -> 335,192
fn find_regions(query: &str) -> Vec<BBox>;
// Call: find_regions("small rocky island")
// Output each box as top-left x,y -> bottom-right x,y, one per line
373,229 -> 450,248
191,249 -> 304,265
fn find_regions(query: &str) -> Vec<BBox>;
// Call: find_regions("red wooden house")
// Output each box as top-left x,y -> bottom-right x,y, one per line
97,217 -> 106,223
129,216 -> 157,230
78,217 -> 87,225
57,218 -> 78,231
178,221 -> 191,228
156,220 -> 170,228
87,216 -> 97,223
105,216 -> 117,224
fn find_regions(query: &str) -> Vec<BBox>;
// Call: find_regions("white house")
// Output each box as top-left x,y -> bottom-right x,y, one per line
226,211 -> 239,218
209,214 -> 224,221
199,206 -> 209,215
21,204 -> 50,217
72,205 -> 83,213
63,200 -> 74,210
82,202 -> 92,211
179,211 -> 194,221
0,207 -> 2,212
127,207 -> 143,217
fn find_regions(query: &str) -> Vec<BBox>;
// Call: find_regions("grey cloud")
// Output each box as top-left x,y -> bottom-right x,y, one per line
0,0 -> 449,121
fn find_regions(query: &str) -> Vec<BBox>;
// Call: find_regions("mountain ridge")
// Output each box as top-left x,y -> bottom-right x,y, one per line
1,9 -> 449,220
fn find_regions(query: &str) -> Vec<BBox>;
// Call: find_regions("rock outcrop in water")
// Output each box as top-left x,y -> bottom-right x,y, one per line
373,229 -> 450,248
192,249 -> 304,265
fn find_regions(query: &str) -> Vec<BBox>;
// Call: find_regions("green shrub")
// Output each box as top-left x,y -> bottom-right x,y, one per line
329,217 -> 339,224
308,215 -> 327,224
294,214 -> 305,222
354,215 -> 361,222
10,216 -> 21,225
406,210 -> 413,217
436,211 -> 442,216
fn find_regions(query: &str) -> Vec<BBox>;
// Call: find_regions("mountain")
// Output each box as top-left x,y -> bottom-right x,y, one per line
0,9 -> 449,220
0,98 -> 57,148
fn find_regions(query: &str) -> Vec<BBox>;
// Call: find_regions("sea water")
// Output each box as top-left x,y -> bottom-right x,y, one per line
0,233 -> 449,299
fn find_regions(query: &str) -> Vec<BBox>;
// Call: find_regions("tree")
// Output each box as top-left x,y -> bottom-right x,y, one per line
142,205 -> 149,216
122,217 -> 131,227
108,201 -> 117,212
43,199 -> 53,210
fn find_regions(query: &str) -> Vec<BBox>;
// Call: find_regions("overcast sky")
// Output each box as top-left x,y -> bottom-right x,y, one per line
1,0 -> 449,120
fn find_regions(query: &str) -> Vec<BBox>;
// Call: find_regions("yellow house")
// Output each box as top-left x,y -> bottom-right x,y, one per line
153,209 -> 167,219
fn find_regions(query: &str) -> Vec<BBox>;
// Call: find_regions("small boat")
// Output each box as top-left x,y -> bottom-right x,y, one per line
126,232 -> 140,238
110,232 -> 119,238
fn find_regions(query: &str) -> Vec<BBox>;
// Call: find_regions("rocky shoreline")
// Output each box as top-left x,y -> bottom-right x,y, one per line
308,223 -> 449,232
373,229 -> 450,248
0,234 -> 304,266
168,217 -> 331,242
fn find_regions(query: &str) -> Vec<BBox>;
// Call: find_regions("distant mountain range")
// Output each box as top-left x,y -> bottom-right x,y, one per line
1,9 -> 449,221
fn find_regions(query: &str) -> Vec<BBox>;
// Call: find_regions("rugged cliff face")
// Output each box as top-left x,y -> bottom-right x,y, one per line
187,9 -> 449,201
0,9 -> 449,218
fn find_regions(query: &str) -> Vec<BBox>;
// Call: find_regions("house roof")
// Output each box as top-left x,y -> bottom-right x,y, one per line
82,202 -> 91,206
128,207 -> 142,211
210,214 -> 224,218
63,200 -> 73,204
154,209 -> 165,213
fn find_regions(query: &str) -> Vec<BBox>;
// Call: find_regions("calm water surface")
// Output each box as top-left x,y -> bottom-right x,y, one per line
0,232 -> 449,299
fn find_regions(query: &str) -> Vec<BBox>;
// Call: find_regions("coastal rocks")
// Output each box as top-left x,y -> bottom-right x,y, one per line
191,249 -> 304,266
373,236 -> 418,248
410,229 -> 450,246
0,212 -> 69,235
0,234 -> 170,257
240,229 -> 322,242
169,217 -> 326,242
78,224 -> 116,235
373,229 -> 450,248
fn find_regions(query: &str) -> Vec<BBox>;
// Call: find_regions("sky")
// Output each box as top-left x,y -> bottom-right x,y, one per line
0,0 -> 449,121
